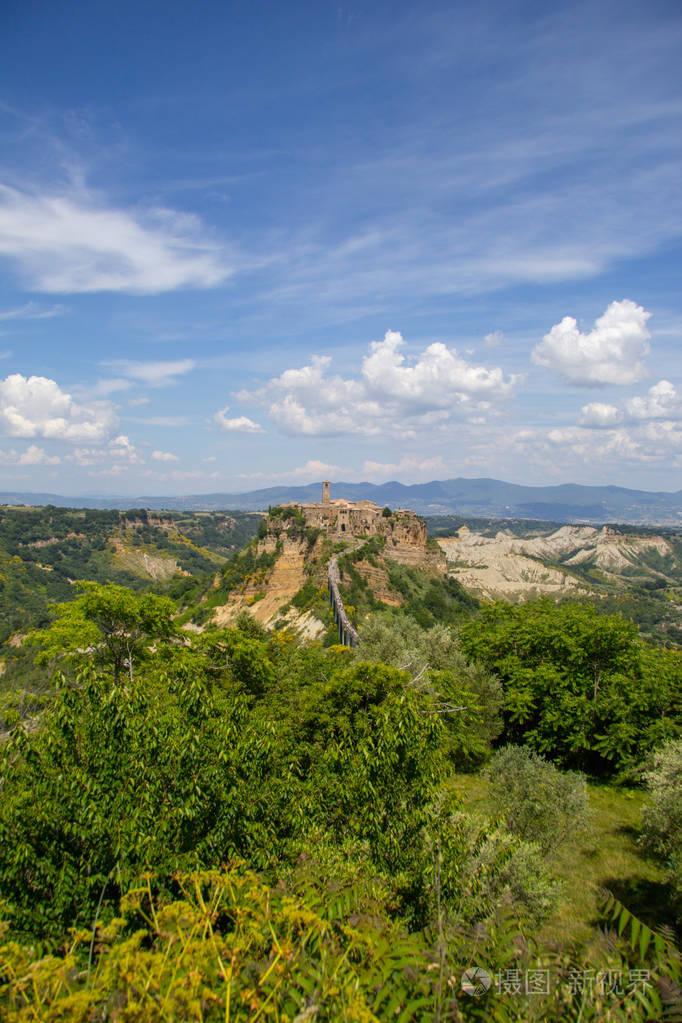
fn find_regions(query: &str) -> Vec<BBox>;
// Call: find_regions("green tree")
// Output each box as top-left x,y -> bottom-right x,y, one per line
484,744 -> 590,854
29,581 -> 176,682
641,738 -> 682,911
459,599 -> 682,774
355,613 -> 503,767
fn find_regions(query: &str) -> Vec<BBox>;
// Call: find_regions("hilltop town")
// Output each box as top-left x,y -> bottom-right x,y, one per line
281,481 -> 431,562
211,482 -> 449,635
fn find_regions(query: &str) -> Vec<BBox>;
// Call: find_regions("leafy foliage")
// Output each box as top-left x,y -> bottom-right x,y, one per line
460,600 -> 682,776
641,739 -> 682,913
356,612 -> 503,767
0,619 -> 450,942
386,562 -> 479,628
3,538 -> 682,1020
1,870 -> 680,1022
484,745 -> 591,854
28,581 -> 176,681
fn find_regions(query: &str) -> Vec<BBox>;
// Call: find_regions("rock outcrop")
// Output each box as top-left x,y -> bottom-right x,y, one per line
210,483 -> 446,636
437,523 -> 676,602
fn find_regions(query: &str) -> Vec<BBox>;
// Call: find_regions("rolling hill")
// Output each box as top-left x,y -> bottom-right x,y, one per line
2,477 -> 681,525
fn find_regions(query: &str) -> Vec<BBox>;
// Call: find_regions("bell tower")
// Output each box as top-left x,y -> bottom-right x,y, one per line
322,480 -> 330,505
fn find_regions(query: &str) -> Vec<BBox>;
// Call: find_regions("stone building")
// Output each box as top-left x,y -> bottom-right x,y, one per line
287,481 -> 428,550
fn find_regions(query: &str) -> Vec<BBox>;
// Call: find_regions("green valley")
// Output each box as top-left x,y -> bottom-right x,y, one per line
0,498 -> 681,1021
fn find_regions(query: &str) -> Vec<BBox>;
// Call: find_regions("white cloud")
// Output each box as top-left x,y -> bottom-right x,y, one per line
151,449 -> 179,462
104,359 -> 196,387
526,377 -> 682,473
235,454 -> 447,486
547,423 -> 681,465
625,379 -> 681,420
0,373 -> 118,442
0,444 -> 60,466
86,377 -> 131,397
214,407 -> 264,434
532,299 -> 651,385
484,330 -> 506,348
236,459 -> 343,482
578,381 -> 682,429
70,434 -> 144,468
128,396 -> 150,407
578,402 -> 623,428
363,330 -> 518,404
0,184 -> 230,294
238,330 -> 519,437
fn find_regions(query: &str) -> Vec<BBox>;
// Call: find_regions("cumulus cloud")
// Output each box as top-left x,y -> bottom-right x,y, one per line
214,407 -> 264,434
625,379 -> 681,420
70,434 -> 144,469
532,299 -> 651,385
0,444 -> 60,466
0,373 -> 118,443
237,330 -> 519,437
363,330 -> 517,404
484,330 -> 506,348
543,377 -> 682,469
0,184 -> 230,294
578,402 -> 623,428
151,449 -> 179,462
547,423 -> 681,465
578,381 -> 682,430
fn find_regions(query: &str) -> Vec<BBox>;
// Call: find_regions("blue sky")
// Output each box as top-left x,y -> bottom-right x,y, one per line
0,0 -> 680,495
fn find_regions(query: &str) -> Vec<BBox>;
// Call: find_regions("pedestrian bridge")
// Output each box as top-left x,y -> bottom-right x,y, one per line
327,556 -> 360,647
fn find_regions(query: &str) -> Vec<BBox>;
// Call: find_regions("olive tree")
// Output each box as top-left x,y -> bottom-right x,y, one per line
641,739 -> 682,906
484,744 -> 591,854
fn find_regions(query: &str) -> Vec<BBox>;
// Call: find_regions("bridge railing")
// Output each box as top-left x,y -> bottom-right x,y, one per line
328,557 -> 360,647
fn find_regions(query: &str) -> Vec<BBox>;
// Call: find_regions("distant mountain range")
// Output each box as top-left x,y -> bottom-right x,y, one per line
1,477 -> 682,526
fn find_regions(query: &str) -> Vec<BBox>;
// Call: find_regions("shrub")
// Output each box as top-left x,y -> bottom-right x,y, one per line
355,614 -> 503,767
641,739 -> 682,906
484,745 -> 590,854
423,797 -> 562,928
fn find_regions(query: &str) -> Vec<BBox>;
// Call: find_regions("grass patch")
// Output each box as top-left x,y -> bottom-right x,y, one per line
450,773 -> 672,948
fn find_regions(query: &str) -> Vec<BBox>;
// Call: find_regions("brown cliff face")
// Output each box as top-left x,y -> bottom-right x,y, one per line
210,494 -> 446,636
213,536 -> 308,628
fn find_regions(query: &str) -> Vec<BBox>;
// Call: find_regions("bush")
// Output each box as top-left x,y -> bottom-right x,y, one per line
355,614 -> 503,767
641,739 -> 682,906
484,745 -> 590,854
423,797 -> 562,928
